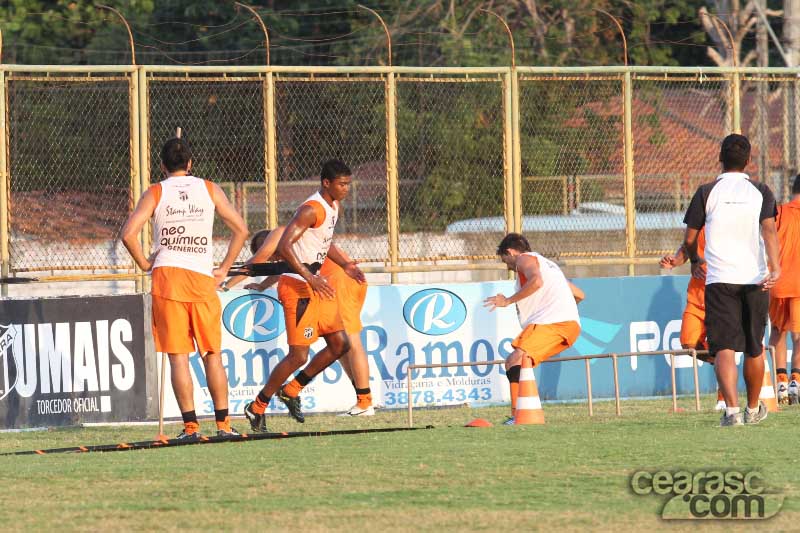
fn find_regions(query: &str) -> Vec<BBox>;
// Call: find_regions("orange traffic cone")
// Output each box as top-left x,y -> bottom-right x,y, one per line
515,355 -> 545,425
760,353 -> 779,413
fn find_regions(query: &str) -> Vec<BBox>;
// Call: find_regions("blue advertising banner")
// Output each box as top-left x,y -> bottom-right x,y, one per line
159,274 -> 735,418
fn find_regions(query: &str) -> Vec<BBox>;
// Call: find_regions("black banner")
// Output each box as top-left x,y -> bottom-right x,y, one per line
0,295 -> 147,429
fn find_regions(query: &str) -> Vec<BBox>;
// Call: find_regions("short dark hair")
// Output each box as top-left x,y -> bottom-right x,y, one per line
792,175 -> 800,195
161,138 -> 192,172
497,233 -> 531,255
320,160 -> 351,182
719,134 -> 750,171
250,229 -> 270,255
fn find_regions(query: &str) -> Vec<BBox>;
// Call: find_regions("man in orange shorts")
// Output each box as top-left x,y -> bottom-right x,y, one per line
484,233 -> 584,425
660,228 -> 726,410
121,137 -> 248,440
243,160 -> 364,432
225,226 -> 373,416
769,176 -> 800,404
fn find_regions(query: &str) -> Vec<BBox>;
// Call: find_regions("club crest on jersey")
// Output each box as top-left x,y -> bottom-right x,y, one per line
0,324 -> 19,401
304,327 -> 313,339
178,190 -> 188,201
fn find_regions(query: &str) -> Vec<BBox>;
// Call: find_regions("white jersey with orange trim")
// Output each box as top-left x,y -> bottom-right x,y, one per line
151,175 -> 215,277
515,252 -> 580,327
284,191 -> 339,282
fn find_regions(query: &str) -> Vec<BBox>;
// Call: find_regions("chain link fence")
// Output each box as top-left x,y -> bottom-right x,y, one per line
2,66 -> 800,282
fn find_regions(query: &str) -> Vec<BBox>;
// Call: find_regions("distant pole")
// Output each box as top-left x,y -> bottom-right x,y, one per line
785,0 -> 800,196
357,5 -> 392,66
97,5 -> 136,65
480,9 -> 516,69
757,0 -> 769,188
595,9 -> 627,66
235,3 -> 270,66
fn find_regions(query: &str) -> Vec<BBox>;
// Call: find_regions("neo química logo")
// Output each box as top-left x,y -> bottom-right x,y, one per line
222,294 -> 285,342
403,288 -> 467,335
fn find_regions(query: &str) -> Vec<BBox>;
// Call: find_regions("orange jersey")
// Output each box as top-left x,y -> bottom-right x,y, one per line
772,198 -> 800,298
686,229 -> 706,310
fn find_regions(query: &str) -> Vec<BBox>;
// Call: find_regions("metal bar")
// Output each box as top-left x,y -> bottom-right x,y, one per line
502,70 -> 514,237
670,353 -> 677,412
3,65 -> 137,73
585,358 -> 593,417
265,72 -> 278,229
407,370 -> 413,428
7,76 -> 131,82
623,71 -> 636,276
769,345 -> 778,402
691,350 -> 701,412
511,68 -> 522,234
612,354 -> 621,416
130,69 -> 142,293
0,69 -> 8,295
386,71 -> 400,284
732,71 -> 741,134
753,0 -> 791,66
138,67 -> 151,293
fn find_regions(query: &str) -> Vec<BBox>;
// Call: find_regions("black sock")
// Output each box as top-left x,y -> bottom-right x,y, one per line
181,410 -> 198,424
257,391 -> 271,405
777,368 -> 788,376
791,367 -> 800,375
355,387 -> 371,395
296,371 -> 312,386
507,365 -> 521,384
214,409 -> 228,422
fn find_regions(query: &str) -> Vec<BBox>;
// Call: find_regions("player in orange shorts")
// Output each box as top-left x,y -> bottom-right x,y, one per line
121,137 -> 248,440
243,160 -> 365,432
484,233 -> 584,425
226,226 -> 373,416
768,176 -> 800,404
660,228 -> 726,410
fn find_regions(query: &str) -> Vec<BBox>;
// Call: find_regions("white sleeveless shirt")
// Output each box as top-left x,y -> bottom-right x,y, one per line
283,191 -> 338,281
515,252 -> 580,327
151,176 -> 215,277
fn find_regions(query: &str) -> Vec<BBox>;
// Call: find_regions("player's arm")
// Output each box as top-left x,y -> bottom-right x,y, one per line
568,280 -> 585,303
210,182 -> 249,285
682,227 -> 706,281
483,255 -> 542,311
660,243 -> 687,269
278,205 -> 335,299
327,243 -> 366,283
761,217 -> 781,289
224,226 -> 285,290
121,188 -> 158,271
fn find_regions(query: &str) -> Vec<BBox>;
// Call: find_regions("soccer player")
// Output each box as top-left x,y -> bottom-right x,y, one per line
225,226 -> 374,416
660,229 -> 726,411
243,160 -> 361,432
768,175 -> 800,404
484,233 -> 584,424
121,138 -> 249,439
683,134 -> 780,426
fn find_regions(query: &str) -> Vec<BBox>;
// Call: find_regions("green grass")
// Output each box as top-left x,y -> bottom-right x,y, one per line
0,396 -> 797,531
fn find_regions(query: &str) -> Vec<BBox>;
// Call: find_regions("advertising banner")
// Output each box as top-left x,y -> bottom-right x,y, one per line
0,295 -> 148,429
159,274 -> 727,419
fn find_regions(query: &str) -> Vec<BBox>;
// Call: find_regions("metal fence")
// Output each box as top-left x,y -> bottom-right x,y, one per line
1,64 -> 798,283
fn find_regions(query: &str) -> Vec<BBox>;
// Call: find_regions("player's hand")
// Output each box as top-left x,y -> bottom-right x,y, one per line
760,268 -> 780,291
483,294 -> 509,312
140,249 -> 160,272
659,254 -> 677,269
212,267 -> 228,286
690,259 -> 706,281
244,282 -> 264,291
344,261 -> 366,283
309,274 -> 335,299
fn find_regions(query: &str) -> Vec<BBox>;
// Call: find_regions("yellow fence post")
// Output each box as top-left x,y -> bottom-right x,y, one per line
130,68 -> 142,293
265,71 -> 278,229
386,71 -> 399,283
623,71 -> 636,276
0,69 -> 8,295
503,69 -> 514,240
511,68 -> 522,235
732,70 -> 741,134
138,67 -> 151,293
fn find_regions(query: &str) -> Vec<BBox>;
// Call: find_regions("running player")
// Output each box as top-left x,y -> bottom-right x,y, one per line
660,228 -> 726,410
484,233 -> 583,424
243,160 -> 359,432
769,175 -> 800,404
225,226 -> 374,416
121,137 -> 249,439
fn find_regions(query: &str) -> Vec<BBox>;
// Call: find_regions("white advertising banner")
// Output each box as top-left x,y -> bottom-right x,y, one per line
159,281 -> 518,419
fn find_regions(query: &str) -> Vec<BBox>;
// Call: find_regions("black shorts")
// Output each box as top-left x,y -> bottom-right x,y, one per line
705,283 -> 768,357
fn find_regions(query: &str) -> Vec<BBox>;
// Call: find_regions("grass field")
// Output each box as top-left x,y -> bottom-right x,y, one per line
1,396 -> 797,531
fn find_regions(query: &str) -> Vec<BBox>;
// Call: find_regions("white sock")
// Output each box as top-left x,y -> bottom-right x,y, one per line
725,407 -> 740,417
745,405 -> 758,414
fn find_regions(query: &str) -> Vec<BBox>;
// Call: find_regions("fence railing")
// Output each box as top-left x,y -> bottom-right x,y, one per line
1,64 -> 798,283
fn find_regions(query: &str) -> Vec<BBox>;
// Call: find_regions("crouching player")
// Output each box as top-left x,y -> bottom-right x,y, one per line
484,233 -> 583,425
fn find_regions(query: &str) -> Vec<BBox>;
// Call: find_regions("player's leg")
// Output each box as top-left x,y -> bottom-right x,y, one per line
768,297 -> 790,404
742,284 -> 769,424
705,283 -> 745,425
340,332 -> 374,415
167,353 -> 201,438
790,331 -> 800,404
680,307 -> 723,409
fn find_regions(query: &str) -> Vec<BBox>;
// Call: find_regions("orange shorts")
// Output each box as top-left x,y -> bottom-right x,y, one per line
327,268 -> 367,334
511,321 -> 581,366
152,294 -> 221,355
278,276 -> 345,346
680,304 -> 707,349
769,296 -> 800,332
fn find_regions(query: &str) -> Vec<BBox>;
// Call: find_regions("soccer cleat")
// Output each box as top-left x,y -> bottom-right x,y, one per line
277,387 -> 305,423
216,426 -> 241,439
337,405 -> 375,417
789,380 -> 799,405
502,416 -> 515,426
719,411 -> 743,427
176,429 -> 203,441
744,401 -> 768,425
778,382 -> 789,405
244,401 -> 268,433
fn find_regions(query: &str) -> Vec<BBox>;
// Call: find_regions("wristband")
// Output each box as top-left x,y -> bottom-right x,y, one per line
690,258 -> 700,264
